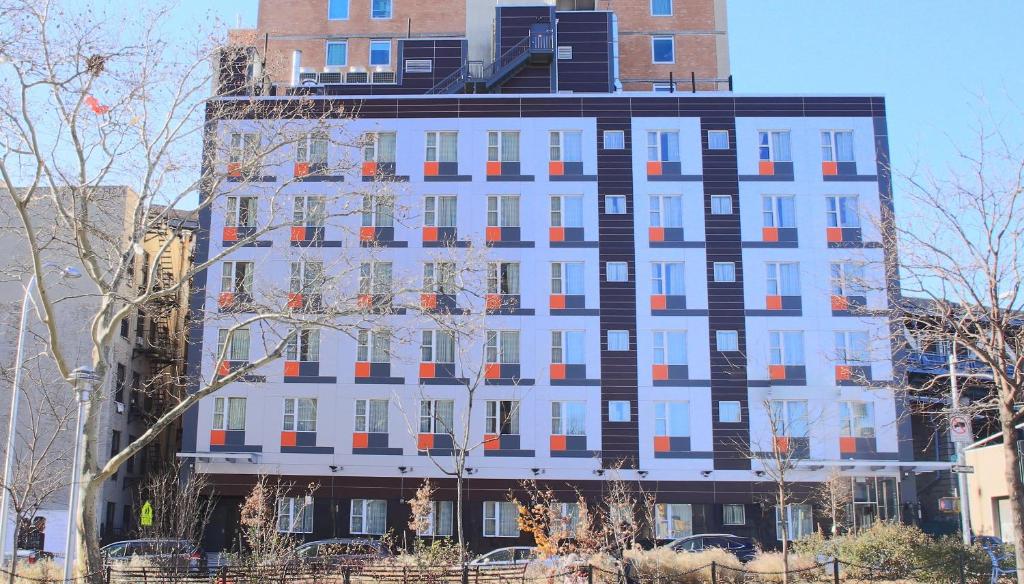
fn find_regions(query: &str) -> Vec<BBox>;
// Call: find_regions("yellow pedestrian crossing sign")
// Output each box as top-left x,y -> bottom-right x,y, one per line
140,501 -> 153,526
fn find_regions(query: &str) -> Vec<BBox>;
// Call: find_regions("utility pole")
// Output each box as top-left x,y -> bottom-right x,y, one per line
950,340 -> 973,545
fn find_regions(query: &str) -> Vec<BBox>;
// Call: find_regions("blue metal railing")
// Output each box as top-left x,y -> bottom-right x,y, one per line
426,24 -> 553,95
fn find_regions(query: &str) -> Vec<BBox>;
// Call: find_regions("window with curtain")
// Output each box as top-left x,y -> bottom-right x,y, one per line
552,401 -> 586,435
769,400 -> 809,437
422,262 -> 457,295
226,196 -> 257,228
354,399 -> 388,433
647,131 -> 680,162
351,499 -> 387,534
483,501 -> 519,537
551,330 -> 585,365
550,131 -> 583,162
217,329 -> 250,362
371,0 -> 392,18
769,331 -> 805,365
550,262 -> 584,295
212,397 -> 246,431
653,331 -> 687,365
830,262 -> 867,296
293,196 -> 325,228
487,262 -> 520,295
419,501 -> 454,536
826,196 -> 860,228
776,504 -> 813,540
421,330 -> 455,363
485,330 -> 520,364
290,261 -> 324,295
426,131 -> 458,163
487,195 -> 520,227
486,401 -> 520,435
839,401 -> 875,437
762,195 -> 796,228
835,331 -> 870,364
655,504 -> 692,540
286,328 -> 320,362
283,398 -> 317,432
650,195 -> 683,228
487,131 -> 520,162
758,130 -> 792,162
766,262 -> 800,296
365,132 -> 396,162
277,497 -> 314,533
650,0 -> 672,16
652,262 -> 685,295
821,130 -> 855,162
420,400 -> 455,434
654,402 -> 690,436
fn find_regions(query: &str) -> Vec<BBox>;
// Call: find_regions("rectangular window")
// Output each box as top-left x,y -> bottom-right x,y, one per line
290,261 -> 325,295
719,401 -> 741,423
758,130 -> 792,162
776,504 -> 813,541
487,195 -> 520,227
608,330 -> 629,351
216,328 -> 251,362
716,330 -> 739,352
277,496 -> 314,533
361,194 -> 395,228
422,262 -> 457,294
283,398 -> 317,432
551,262 -> 585,295
834,331 -> 870,364
609,401 -> 631,422
418,501 -> 454,536
358,262 -> 393,296
646,131 -> 680,162
228,132 -> 259,166
654,503 -> 692,540
713,262 -> 736,283
225,196 -> 258,228
550,131 -> 583,162
285,328 -> 321,363
766,262 -> 800,296
328,0 -> 349,19
710,195 -> 733,215
485,400 -> 520,435
363,132 -> 397,162
405,59 -> 432,73
487,262 -> 520,295
351,499 -> 387,535
487,131 -> 520,162
371,0 -> 392,19
826,195 -> 861,228
651,262 -> 685,295
212,397 -> 246,431
605,195 -> 627,214
603,130 -> 625,150
425,131 -> 458,163
354,399 -> 388,433
651,0 -> 672,16
769,400 -> 809,437
839,401 -> 876,438
293,196 -> 326,229
762,195 -> 796,228
649,195 -> 683,228
606,262 -> 628,282
651,36 -> 675,64
326,41 -> 348,66
723,504 -> 746,526
356,329 -> 391,363
654,402 -> 690,436
298,133 -> 329,167
708,130 -> 729,150
420,399 -> 455,434
220,261 -> 254,295
424,195 -> 457,228
821,130 -> 855,162
653,331 -> 686,365
421,330 -> 455,363
551,330 -> 585,365
769,331 -> 805,366
485,330 -> 520,364
552,502 -> 580,536
550,195 -> 584,228
830,262 -> 866,296
113,364 -> 126,403
551,401 -> 586,435
483,501 -> 519,537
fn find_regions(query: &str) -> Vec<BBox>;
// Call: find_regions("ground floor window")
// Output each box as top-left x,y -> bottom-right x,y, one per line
277,496 -> 314,533
850,476 -> 899,531
483,501 -> 519,537
775,503 -> 813,541
654,503 -> 692,540
351,499 -> 387,535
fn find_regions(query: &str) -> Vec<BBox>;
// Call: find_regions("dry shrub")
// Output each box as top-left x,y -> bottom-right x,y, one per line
746,551 -> 821,583
623,547 -> 744,584
9,560 -> 62,584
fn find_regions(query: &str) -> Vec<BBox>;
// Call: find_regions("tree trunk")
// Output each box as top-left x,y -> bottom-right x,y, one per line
455,470 -> 464,557
998,400 -> 1024,582
76,475 -> 104,583
8,518 -> 19,584
779,484 -> 789,584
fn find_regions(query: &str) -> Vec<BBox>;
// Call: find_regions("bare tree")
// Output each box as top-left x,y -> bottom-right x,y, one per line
0,1 -> 395,579
812,468 -> 853,537
131,461 -> 214,546
886,114 -> 1024,575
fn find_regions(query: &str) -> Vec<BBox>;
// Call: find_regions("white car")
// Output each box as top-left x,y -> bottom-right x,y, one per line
467,546 -> 537,567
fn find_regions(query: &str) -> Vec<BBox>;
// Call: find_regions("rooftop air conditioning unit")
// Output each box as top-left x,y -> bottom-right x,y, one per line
320,66 -> 344,84
346,70 -> 369,84
298,67 -> 319,85
371,70 -> 396,84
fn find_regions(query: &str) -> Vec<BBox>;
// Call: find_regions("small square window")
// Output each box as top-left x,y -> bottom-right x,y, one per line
719,401 -> 741,423
723,503 -> 746,525
713,262 -> 736,283
369,40 -> 391,66
716,330 -> 739,352
605,195 -> 627,214
608,330 -> 629,351
603,131 -> 625,150
651,36 -> 674,64
606,262 -> 628,282
609,401 -> 631,422
326,42 -> 348,67
710,195 -> 733,215
328,0 -> 350,19
708,130 -> 729,150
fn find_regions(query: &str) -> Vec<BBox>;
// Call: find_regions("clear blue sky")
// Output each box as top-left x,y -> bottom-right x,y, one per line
184,0 -> 1024,191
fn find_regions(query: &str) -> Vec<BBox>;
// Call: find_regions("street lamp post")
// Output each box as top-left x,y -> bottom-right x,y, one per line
0,265 -> 81,563
63,367 -> 98,582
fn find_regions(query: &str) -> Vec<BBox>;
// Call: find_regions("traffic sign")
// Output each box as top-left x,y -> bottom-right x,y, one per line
950,411 -> 973,445
951,465 -> 975,474
140,501 -> 153,526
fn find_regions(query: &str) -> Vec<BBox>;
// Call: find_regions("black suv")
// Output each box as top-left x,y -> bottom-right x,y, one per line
665,534 -> 757,562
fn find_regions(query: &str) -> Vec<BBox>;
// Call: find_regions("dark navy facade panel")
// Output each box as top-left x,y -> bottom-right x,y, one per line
397,39 -> 467,92
554,11 -> 614,93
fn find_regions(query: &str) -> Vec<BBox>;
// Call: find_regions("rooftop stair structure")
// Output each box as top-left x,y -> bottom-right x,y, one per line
428,23 -> 553,95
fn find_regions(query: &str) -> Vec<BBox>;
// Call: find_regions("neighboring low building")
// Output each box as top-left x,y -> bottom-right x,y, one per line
965,427 -> 1023,542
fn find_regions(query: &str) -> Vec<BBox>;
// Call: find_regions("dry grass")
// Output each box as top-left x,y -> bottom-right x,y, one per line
623,547 -> 744,584
745,552 -> 822,583
6,560 -> 63,584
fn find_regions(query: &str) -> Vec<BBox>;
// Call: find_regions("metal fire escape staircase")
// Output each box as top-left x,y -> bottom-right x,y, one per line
428,23 -> 554,95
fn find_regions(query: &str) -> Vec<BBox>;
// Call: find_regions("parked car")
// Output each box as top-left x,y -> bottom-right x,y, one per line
664,534 -> 757,562
468,546 -> 537,567
286,538 -> 391,568
4,548 -> 54,565
100,539 -> 207,572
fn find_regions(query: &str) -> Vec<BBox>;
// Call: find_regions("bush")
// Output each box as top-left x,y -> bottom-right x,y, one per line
8,560 -> 62,584
746,551 -> 821,583
622,547 -> 744,584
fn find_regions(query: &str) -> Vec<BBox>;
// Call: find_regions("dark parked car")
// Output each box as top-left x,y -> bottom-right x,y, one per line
287,538 -> 391,568
100,539 -> 207,571
665,534 -> 757,562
